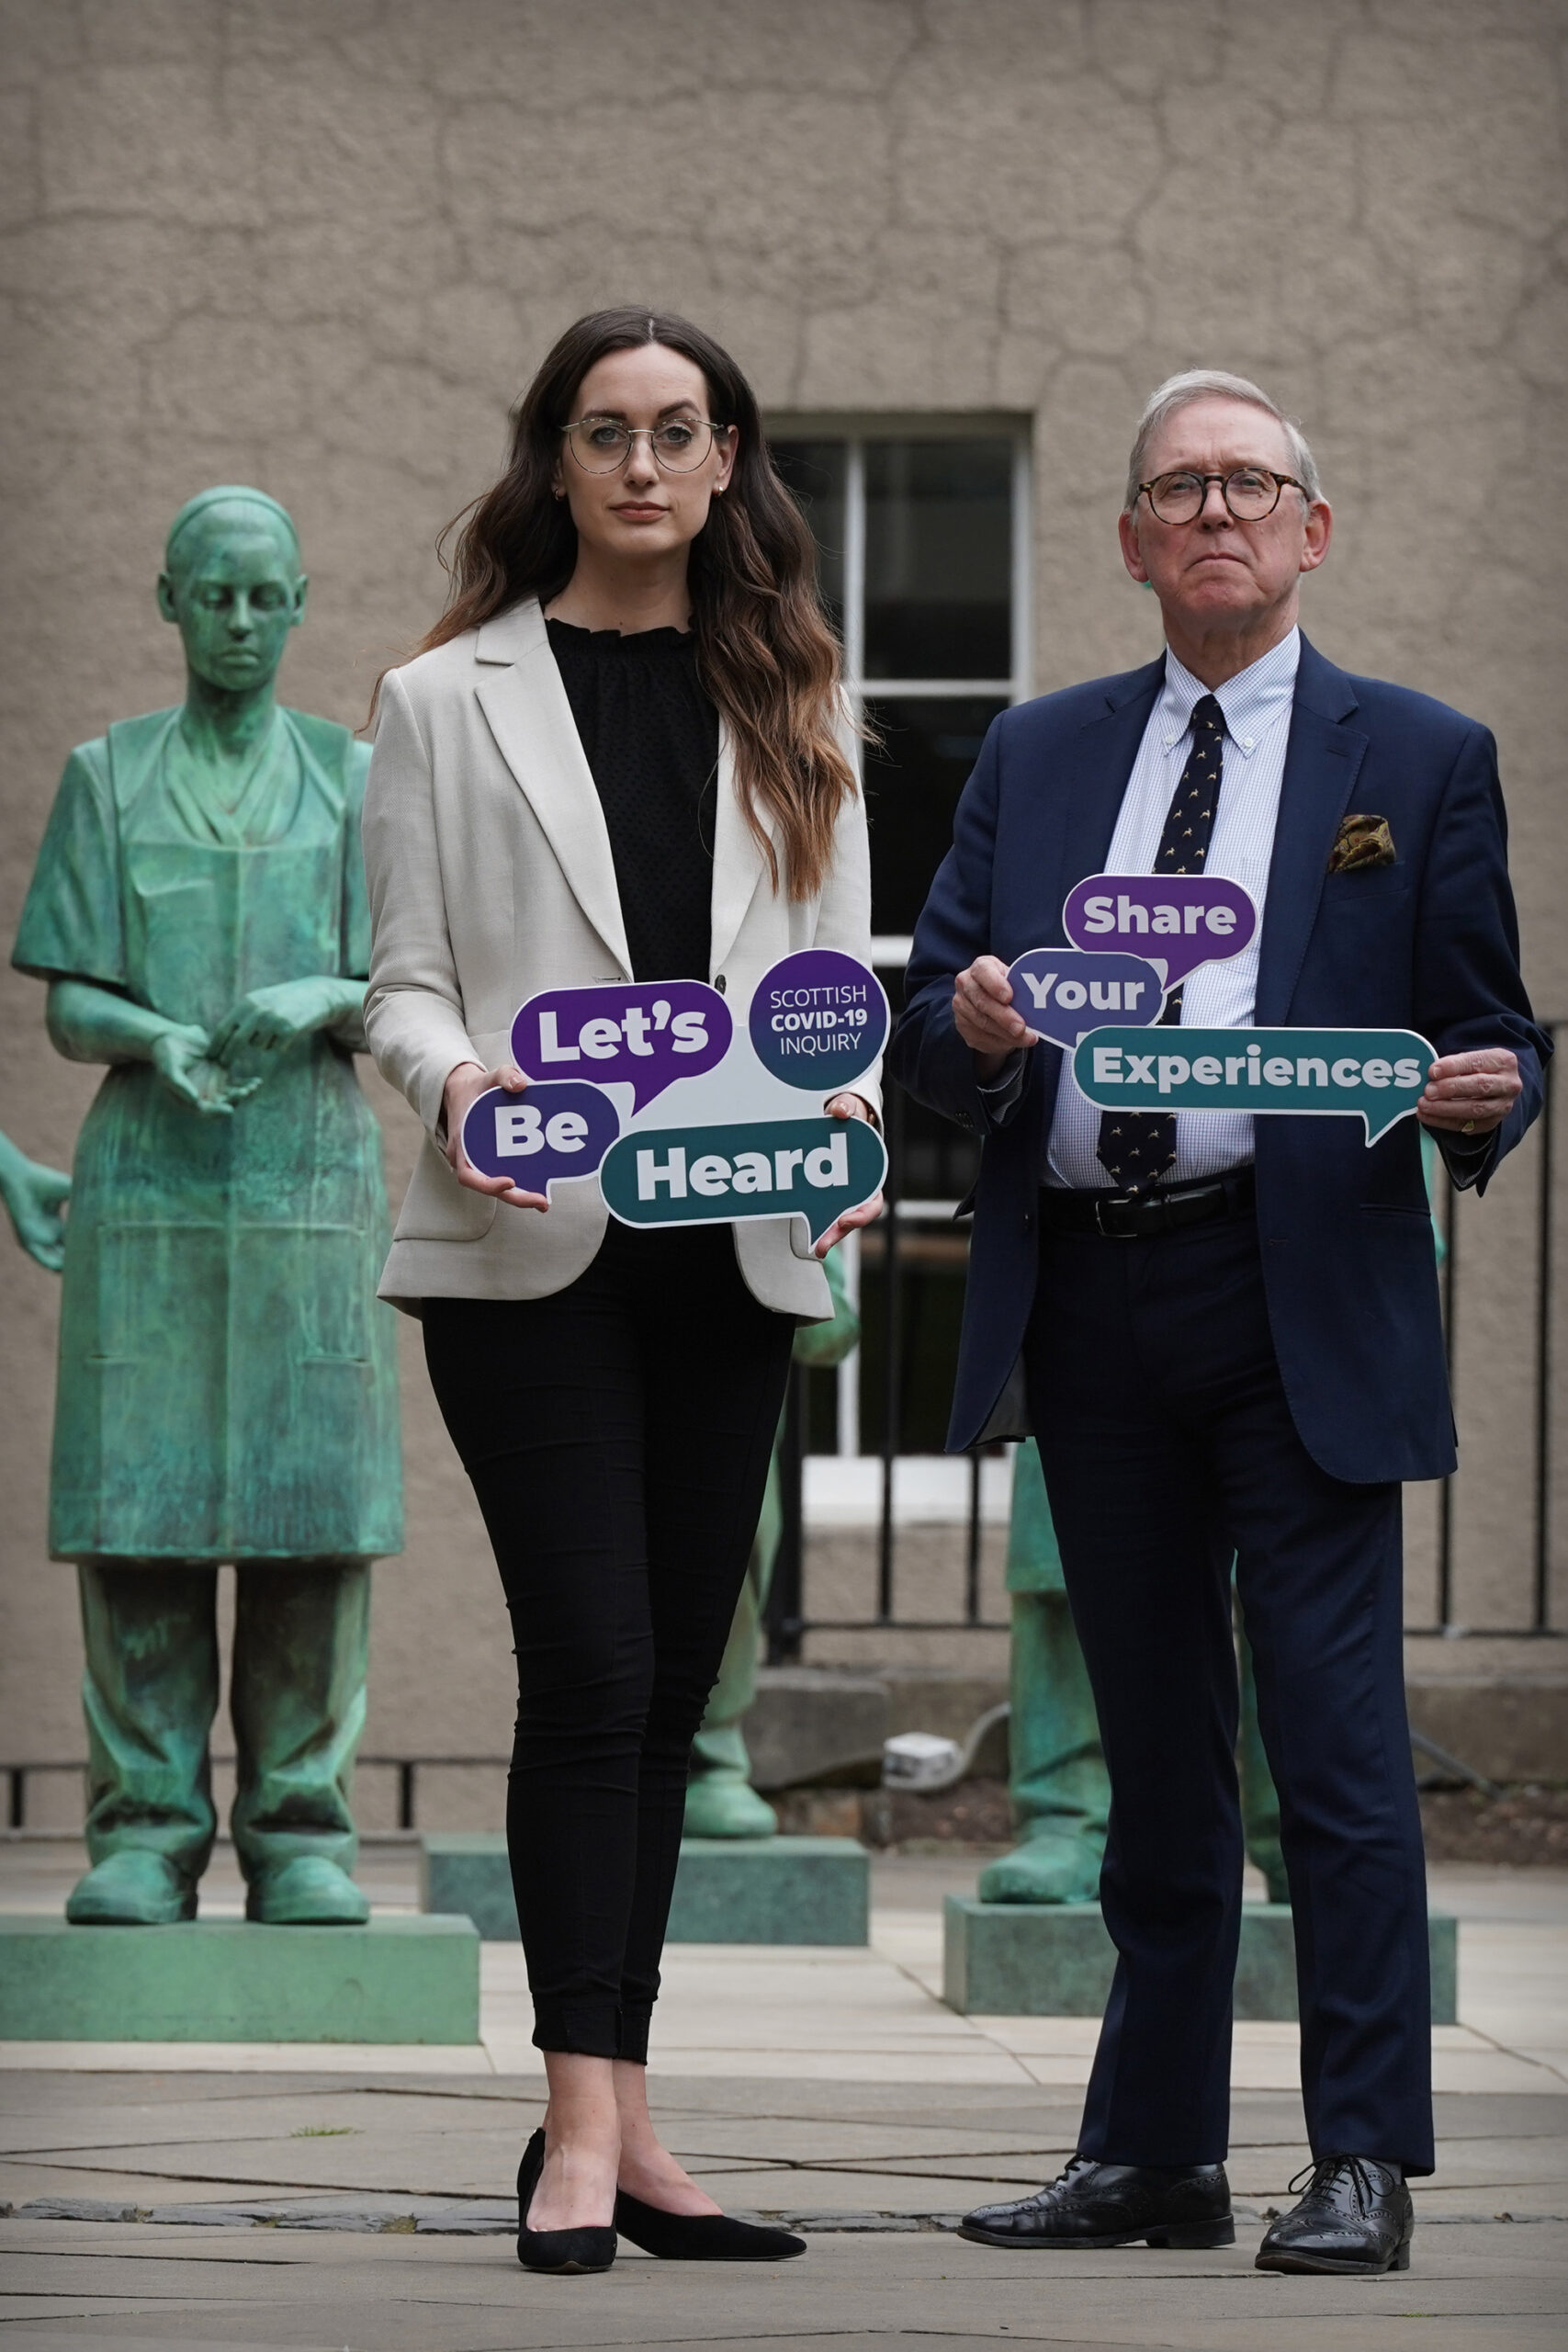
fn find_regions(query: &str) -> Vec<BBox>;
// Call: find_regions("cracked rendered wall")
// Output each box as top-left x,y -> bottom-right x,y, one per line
2,1 -> 1565,1802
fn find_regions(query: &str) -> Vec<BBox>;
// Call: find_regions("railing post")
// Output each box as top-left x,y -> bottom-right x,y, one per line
1438,1168 -> 1458,1627
766,1362 -> 807,1663
1536,1041 -> 1556,1631
877,1088 -> 904,1623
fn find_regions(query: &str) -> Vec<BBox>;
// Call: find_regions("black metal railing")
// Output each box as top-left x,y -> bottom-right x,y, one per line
770,1019 -> 1564,1658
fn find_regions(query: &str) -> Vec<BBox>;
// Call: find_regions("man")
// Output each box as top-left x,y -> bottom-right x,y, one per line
13,487 -> 402,1928
889,371 -> 1545,2277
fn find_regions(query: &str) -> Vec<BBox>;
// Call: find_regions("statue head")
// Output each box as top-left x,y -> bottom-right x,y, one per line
157,487 -> 307,697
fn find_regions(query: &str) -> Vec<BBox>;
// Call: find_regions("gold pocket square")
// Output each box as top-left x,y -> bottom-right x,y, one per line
1328,814 -> 1396,875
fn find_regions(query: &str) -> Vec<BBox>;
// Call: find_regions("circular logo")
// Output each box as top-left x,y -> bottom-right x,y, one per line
748,949 -> 889,1090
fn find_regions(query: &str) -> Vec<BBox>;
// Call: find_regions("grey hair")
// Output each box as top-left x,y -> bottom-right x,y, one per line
1123,370 -> 1322,512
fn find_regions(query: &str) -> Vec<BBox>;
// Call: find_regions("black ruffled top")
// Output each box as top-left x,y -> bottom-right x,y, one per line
547,618 -> 719,985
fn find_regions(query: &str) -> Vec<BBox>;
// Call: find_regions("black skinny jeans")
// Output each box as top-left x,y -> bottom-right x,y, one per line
423,1221 -> 794,2061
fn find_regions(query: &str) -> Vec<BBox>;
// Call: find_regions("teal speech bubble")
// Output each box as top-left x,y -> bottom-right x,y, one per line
1071,1026 -> 1436,1144
600,1116 -> 887,1244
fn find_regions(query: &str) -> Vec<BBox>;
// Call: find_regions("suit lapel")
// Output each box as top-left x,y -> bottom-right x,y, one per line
1032,661 -> 1165,947
474,601 -> 632,977
709,723 -> 773,978
1256,637 -> 1368,1024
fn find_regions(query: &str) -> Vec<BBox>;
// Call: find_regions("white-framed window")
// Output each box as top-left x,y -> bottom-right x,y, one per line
769,416 -> 1032,1498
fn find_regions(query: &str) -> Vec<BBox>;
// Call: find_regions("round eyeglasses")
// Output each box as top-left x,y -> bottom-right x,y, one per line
1138,467 -> 1305,524
561,416 -> 733,475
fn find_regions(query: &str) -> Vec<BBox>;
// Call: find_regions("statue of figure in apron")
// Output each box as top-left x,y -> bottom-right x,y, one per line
983,1441 -> 1285,1905
684,1251 -> 860,1839
12,487 -> 402,1928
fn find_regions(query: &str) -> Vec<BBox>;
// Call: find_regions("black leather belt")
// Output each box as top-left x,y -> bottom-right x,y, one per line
1039,1166 -> 1255,1240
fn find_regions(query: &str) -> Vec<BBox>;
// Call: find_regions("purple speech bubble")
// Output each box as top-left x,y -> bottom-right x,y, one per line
512,982 -> 731,1114
1005,948 -> 1166,1049
1062,874 -> 1258,991
749,948 -> 889,1091
460,1079 -> 620,1196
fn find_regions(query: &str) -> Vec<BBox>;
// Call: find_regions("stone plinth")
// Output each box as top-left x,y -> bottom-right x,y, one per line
421,1831 -> 869,1946
943,1899 -> 1458,2023
0,1916 -> 479,2044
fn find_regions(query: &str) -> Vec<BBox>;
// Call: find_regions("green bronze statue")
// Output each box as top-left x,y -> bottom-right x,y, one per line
0,1132 -> 71,1270
12,487 -> 402,1928
684,1251 -> 860,1839
982,1441 -> 1285,1905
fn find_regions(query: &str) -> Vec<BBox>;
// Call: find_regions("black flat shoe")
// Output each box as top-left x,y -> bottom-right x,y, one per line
961,2154 -> 1235,2249
515,2128 -> 617,2275
1256,2154 -> 1413,2275
614,2184 -> 806,2261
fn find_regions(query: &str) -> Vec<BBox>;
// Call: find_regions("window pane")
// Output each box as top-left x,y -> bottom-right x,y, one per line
863,694 -> 1006,937
770,438 -> 846,637
864,439 -> 1012,679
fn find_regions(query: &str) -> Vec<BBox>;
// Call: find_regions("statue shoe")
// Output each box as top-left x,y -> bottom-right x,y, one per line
682,1774 -> 778,1839
66,1850 -> 197,1926
245,1857 -> 369,1926
961,2155 -> 1234,2249
1255,2154 -> 1413,2275
977,1826 -> 1103,1905
1247,1838 -> 1292,1905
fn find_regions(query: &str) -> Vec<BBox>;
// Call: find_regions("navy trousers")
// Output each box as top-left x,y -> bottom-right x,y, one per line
1023,1204 -> 1434,2176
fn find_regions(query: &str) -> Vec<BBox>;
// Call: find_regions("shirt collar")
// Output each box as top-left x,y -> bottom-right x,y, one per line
1157,626 -> 1301,758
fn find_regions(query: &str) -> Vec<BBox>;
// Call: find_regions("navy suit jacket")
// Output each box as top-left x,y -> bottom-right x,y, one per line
888,637 -> 1548,1483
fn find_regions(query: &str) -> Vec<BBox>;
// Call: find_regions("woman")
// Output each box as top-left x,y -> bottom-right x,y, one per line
363,310 -> 879,2275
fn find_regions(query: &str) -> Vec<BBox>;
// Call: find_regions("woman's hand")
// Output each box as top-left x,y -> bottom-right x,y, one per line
813,1091 -> 883,1260
441,1061 -> 548,1211
953,955 -> 1039,1081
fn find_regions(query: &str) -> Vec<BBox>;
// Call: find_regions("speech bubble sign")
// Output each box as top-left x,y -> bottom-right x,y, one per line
749,949 -> 889,1090
461,1080 -> 621,1195
1063,875 -> 1258,989
1006,947 -> 1167,1050
1070,1026 -> 1436,1145
512,981 -> 731,1114
600,1115 -> 887,1245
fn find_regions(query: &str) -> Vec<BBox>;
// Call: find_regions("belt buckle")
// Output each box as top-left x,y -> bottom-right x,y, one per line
1094,1192 -> 1140,1239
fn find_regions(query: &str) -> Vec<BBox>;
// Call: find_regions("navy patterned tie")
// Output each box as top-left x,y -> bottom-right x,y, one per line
1096,693 -> 1226,1193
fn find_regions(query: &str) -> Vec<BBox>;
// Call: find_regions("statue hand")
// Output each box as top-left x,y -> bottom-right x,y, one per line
2,1158 -> 71,1272
152,1026 -> 241,1115
208,978 -> 346,1069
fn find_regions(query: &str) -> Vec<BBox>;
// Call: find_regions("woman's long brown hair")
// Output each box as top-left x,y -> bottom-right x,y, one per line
399,307 -> 857,901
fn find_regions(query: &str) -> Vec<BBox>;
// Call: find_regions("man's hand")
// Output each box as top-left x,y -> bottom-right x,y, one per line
441,1061 -> 548,1211
953,956 -> 1040,1081
208,978 -> 355,1069
1417,1047 -> 1521,1136
813,1091 -> 883,1259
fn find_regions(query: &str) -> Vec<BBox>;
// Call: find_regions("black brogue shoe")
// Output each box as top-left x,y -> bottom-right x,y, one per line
960,2154 -> 1235,2250
1256,2154 -> 1413,2276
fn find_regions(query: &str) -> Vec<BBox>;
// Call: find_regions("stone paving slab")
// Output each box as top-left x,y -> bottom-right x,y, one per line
0,2217 -> 1564,2349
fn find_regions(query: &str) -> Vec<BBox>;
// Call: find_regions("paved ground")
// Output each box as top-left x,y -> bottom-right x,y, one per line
1,1841 -> 1564,2346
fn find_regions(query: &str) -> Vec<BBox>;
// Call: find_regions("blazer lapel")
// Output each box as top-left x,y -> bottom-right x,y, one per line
709,723 -> 775,978
1033,659 -> 1165,946
473,601 -> 632,977
1256,637 -> 1369,1024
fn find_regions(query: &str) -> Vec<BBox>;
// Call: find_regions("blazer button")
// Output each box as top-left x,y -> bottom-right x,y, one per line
715,974 -> 727,995
1022,1210 -> 1033,1231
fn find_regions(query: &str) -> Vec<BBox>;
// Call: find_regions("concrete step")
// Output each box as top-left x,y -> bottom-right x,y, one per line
943,1897 -> 1458,2023
421,1831 -> 870,1946
0,1914 -> 479,2043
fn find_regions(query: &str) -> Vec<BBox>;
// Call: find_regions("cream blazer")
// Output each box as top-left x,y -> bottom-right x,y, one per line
362,598 -> 878,1317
